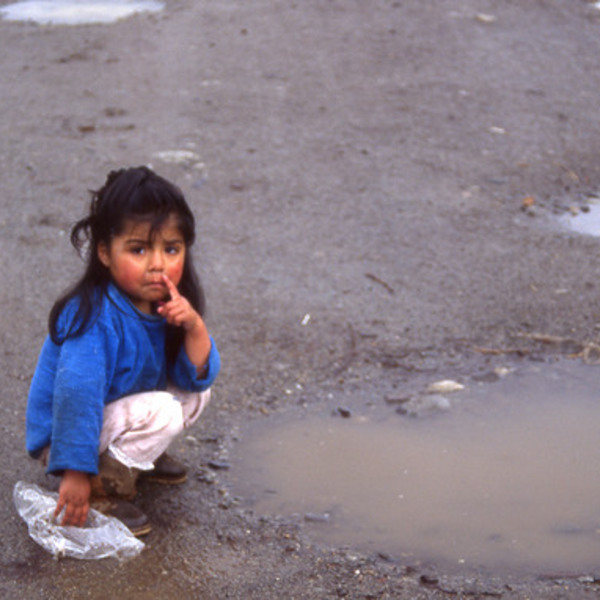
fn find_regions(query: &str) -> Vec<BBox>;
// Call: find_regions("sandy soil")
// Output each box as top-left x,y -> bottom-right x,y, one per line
2,0 -> 600,597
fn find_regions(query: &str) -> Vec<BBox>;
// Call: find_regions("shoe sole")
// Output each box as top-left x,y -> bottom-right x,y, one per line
131,522 -> 153,537
90,498 -> 151,537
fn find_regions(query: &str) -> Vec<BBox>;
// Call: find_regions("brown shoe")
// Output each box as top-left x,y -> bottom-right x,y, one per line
91,497 -> 152,537
94,452 -> 140,500
140,452 -> 187,485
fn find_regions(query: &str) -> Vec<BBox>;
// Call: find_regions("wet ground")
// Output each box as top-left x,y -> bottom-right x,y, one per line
2,0 -> 600,598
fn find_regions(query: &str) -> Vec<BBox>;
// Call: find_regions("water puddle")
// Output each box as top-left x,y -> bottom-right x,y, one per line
0,0 -> 164,25
230,360 -> 600,574
560,202 -> 600,236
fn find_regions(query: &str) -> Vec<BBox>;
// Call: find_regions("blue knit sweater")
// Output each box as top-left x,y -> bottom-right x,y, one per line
26,283 -> 220,475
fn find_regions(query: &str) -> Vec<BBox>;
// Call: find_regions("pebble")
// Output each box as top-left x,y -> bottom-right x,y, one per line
384,395 -> 411,405
494,366 -> 512,377
208,460 -> 231,470
196,469 -> 217,484
334,407 -> 352,418
420,573 -> 439,585
154,149 -> 206,171
475,13 -> 497,24
472,371 -> 499,383
304,512 -> 330,523
397,394 -> 451,416
426,380 -> 464,394
285,541 -> 301,553
420,394 -> 451,412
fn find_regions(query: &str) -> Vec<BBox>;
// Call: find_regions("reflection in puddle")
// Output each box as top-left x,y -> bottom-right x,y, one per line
0,0 -> 164,25
230,361 -> 600,574
561,202 -> 600,236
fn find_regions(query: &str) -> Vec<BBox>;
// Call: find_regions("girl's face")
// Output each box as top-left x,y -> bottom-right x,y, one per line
97,214 -> 186,314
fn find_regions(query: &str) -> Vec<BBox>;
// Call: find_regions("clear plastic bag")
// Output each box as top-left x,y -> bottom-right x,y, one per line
13,481 -> 144,561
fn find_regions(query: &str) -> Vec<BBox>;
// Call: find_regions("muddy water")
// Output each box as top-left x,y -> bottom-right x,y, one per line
230,361 -> 600,574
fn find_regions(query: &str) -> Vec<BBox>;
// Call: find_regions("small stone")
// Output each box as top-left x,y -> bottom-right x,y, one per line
335,407 -> 352,418
397,394 -> 451,416
219,497 -> 233,509
472,371 -> 499,383
521,196 -> 535,210
208,460 -> 231,470
304,512 -> 330,523
384,395 -> 411,405
420,573 -> 439,585
154,149 -> 202,166
229,179 -> 245,191
196,469 -> 217,484
104,107 -> 127,117
493,367 -> 512,377
422,394 -> 451,411
426,380 -> 464,394
285,542 -> 301,553
475,13 -> 497,23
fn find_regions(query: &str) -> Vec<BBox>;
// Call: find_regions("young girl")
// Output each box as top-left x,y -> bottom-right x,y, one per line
26,166 -> 220,536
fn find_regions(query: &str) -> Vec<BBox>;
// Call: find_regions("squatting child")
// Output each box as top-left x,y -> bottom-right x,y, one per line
26,166 -> 220,536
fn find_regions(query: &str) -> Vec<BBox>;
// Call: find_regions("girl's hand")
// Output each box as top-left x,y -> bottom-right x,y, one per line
157,274 -> 212,374
157,274 -> 201,332
55,470 -> 91,527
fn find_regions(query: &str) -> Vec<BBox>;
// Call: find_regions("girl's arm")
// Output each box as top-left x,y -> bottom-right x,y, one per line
157,274 -> 211,375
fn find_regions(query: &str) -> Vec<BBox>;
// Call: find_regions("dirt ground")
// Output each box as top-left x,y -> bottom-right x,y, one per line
2,0 -> 600,597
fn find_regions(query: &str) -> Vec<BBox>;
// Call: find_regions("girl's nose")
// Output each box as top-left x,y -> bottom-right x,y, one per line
149,250 -> 165,270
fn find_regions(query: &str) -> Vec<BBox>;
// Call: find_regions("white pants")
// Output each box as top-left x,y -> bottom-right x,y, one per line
98,388 -> 211,471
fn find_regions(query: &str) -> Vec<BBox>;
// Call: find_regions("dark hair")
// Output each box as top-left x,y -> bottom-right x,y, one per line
49,166 -> 205,363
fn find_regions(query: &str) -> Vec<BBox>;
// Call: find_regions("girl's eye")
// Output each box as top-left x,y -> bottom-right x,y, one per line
131,246 -> 146,255
166,245 -> 181,255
